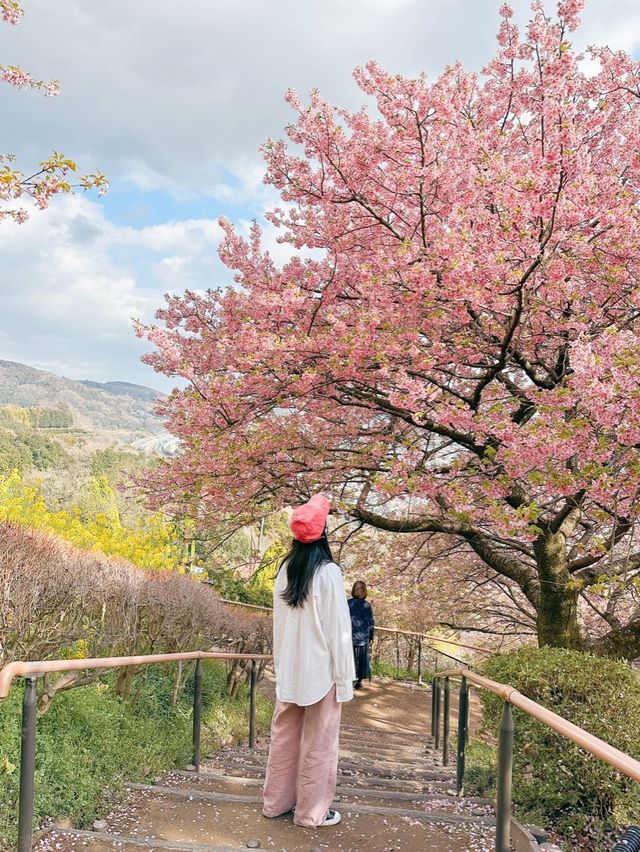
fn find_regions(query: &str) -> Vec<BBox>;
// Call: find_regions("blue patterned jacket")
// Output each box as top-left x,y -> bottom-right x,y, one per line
348,598 -> 375,645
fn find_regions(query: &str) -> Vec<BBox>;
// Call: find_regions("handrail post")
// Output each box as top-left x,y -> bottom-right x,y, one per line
456,675 -> 468,796
417,637 -> 422,685
249,659 -> 257,749
18,676 -> 38,852
395,634 -> 400,678
434,677 -> 441,751
192,659 -> 203,772
430,676 -> 437,736
443,676 -> 450,766
495,700 -> 514,852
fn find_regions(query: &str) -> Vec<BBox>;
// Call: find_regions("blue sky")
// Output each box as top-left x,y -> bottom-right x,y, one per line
1,0 -> 640,393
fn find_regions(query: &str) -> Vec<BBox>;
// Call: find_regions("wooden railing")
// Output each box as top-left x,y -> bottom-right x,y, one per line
431,668 -> 640,852
0,650 -> 272,852
374,625 -> 492,655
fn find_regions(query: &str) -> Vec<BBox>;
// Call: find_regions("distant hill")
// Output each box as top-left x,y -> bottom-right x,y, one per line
79,380 -> 160,403
0,360 -> 165,433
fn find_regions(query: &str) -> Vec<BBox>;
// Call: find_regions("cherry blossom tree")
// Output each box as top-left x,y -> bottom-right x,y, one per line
141,0 -> 640,656
334,524 -> 539,644
1,0 -> 107,223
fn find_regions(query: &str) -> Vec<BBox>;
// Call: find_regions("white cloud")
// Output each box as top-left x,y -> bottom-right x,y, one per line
0,196 -> 229,387
4,1 -> 638,201
2,0 -> 640,387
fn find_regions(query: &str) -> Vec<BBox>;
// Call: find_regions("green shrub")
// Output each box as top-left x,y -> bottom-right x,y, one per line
0,427 -> 71,475
21,431 -> 71,470
464,738 -> 497,798
0,662 -> 273,850
28,405 -> 73,429
480,646 -> 640,844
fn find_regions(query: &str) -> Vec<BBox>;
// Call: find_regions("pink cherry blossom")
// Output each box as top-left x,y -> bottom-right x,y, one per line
140,0 -> 640,655
0,0 -> 22,25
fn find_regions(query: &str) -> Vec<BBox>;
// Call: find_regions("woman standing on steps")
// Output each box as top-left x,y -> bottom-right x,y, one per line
262,494 -> 355,828
348,581 -> 375,689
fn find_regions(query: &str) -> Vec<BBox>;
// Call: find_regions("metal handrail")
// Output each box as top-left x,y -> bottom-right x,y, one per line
218,597 -> 272,612
438,666 -> 640,781
1,649 -> 273,852
430,667 -> 640,852
218,596 -> 485,682
0,650 -> 271,699
218,596 -> 493,654
374,626 -> 492,655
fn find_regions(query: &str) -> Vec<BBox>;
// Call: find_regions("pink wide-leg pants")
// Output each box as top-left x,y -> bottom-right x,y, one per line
262,685 -> 342,827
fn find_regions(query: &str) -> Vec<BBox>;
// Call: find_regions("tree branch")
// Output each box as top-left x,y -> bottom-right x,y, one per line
349,505 -> 540,606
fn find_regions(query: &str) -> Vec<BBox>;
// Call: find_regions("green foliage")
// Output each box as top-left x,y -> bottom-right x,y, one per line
248,541 -> 281,603
243,584 -> 274,608
0,662 -> 272,849
202,528 -> 252,592
0,472 -> 180,570
0,432 -> 31,475
203,512 -> 291,608
0,419 -> 71,476
206,562 -> 267,605
21,430 -> 71,470
480,647 -> 640,845
28,404 -> 73,429
463,739 -> 497,798
0,404 -> 73,431
89,446 -> 146,480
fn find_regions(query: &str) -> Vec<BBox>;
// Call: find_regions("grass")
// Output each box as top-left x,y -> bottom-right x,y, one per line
462,737 -> 497,798
0,661 -> 273,850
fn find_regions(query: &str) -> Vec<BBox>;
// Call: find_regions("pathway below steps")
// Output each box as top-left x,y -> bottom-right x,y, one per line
36,678 -> 496,852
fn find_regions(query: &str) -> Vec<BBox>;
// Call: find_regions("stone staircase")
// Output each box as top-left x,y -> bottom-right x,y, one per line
37,718 -> 498,850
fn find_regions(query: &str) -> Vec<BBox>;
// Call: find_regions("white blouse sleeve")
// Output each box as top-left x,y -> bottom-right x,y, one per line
316,562 -> 356,702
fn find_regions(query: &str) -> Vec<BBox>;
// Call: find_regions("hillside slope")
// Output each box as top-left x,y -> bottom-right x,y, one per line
0,360 -> 164,432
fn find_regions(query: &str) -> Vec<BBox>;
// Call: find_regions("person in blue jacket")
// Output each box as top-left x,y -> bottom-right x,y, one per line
348,581 -> 375,689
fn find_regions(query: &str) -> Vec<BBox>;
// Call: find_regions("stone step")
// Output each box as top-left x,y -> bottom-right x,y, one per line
220,745 -> 441,769
160,770 -> 493,808
200,756 -> 455,783
227,740 -> 450,768
339,722 -> 430,735
208,747 -> 453,772
49,788 -> 496,852
255,731 -> 434,747
44,829 -> 242,851
177,767 -> 454,796
240,739 -> 436,760
127,783 -> 497,828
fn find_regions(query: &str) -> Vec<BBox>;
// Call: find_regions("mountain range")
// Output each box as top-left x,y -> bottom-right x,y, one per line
0,360 -> 165,433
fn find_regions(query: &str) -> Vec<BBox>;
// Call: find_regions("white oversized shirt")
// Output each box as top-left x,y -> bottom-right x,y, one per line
273,560 -> 355,706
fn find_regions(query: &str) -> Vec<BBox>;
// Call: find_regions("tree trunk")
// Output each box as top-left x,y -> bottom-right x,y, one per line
536,583 -> 582,649
534,532 -> 583,650
38,670 -> 106,714
115,665 -> 138,700
407,637 -> 415,674
170,660 -> 183,709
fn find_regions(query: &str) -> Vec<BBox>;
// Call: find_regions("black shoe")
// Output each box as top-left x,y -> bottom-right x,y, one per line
354,679 -> 363,689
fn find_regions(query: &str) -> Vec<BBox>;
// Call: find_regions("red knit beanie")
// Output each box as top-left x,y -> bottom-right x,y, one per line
290,494 -> 330,543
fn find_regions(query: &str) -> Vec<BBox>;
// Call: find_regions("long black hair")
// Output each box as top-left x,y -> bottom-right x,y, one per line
279,535 -> 333,608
